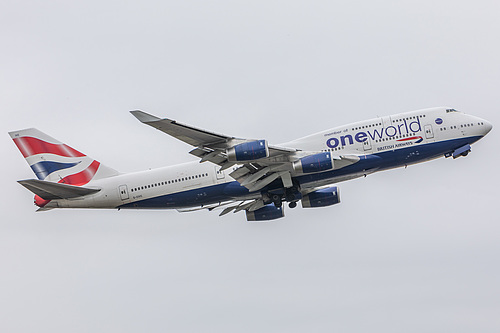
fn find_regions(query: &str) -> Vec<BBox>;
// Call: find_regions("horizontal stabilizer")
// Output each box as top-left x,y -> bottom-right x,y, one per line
18,179 -> 100,200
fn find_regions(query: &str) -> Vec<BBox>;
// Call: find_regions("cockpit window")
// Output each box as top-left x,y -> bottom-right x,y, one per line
446,109 -> 458,113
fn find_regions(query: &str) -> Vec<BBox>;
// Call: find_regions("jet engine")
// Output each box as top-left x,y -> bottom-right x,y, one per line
246,204 -> 284,221
293,152 -> 334,174
227,140 -> 269,162
301,187 -> 340,208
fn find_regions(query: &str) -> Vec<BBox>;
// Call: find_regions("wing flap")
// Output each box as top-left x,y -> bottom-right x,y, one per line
18,179 -> 100,200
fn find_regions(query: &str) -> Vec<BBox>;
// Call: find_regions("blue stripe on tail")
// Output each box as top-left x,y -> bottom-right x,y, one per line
30,161 -> 80,180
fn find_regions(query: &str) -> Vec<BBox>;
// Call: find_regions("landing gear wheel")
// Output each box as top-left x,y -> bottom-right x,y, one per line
271,194 -> 282,208
285,186 -> 300,202
289,202 -> 297,209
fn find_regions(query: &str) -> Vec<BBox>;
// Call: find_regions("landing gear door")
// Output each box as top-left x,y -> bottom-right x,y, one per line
119,185 -> 129,200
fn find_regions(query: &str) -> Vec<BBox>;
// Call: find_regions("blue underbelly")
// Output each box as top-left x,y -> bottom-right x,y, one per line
119,181 -> 250,209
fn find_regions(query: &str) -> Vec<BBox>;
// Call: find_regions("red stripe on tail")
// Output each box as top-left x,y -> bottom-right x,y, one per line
58,160 -> 100,186
13,137 -> 86,158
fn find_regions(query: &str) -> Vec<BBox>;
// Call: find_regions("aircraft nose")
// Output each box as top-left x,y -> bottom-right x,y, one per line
483,119 -> 493,136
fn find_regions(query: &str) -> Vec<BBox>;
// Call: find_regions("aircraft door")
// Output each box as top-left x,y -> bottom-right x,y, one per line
424,124 -> 434,139
215,166 -> 225,180
381,116 -> 392,128
363,138 -> 372,151
119,185 -> 129,200
461,125 -> 467,136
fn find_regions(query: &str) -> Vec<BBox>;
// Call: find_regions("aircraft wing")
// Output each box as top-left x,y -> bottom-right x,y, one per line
130,110 -> 234,148
131,111 -> 357,192
130,110 -> 296,153
130,111 -> 302,189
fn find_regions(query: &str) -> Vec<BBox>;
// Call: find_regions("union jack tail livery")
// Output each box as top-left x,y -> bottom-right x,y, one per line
9,128 -> 119,184
9,128 -> 119,209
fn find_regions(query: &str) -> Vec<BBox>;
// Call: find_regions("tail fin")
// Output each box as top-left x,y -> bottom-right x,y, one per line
9,128 -> 120,185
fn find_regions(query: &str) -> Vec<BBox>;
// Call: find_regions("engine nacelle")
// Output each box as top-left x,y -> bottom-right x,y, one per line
301,187 -> 340,208
227,140 -> 269,162
246,204 -> 284,221
293,152 -> 334,174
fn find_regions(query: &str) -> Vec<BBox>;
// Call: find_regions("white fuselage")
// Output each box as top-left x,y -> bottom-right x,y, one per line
45,107 -> 492,210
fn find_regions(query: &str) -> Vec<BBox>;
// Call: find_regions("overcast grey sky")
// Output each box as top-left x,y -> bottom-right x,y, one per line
1,1 -> 499,332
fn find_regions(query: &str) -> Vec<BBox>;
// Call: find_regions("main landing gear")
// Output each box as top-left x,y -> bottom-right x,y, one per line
266,187 -> 301,209
271,194 -> 282,208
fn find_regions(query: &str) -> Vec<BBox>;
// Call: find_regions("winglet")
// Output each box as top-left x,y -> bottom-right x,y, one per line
130,110 -> 161,123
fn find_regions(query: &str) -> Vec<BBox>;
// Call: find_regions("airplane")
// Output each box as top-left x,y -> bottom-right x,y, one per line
9,107 -> 492,221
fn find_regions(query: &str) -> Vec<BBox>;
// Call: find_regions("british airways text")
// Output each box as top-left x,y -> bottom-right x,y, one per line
326,118 -> 422,149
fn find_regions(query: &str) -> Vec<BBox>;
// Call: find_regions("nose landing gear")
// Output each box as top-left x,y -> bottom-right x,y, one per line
447,144 -> 471,159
